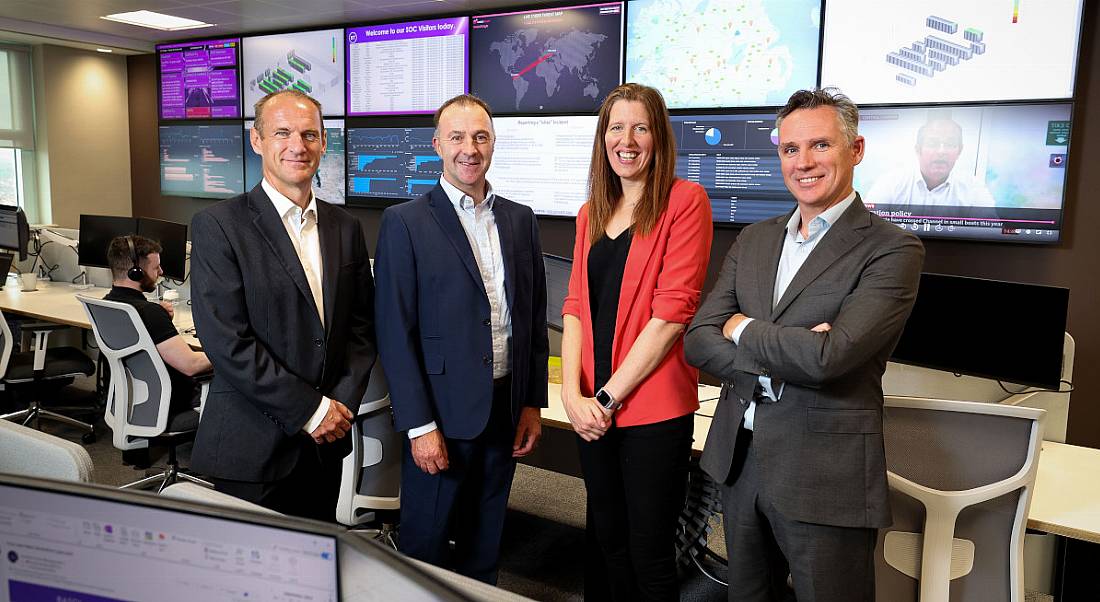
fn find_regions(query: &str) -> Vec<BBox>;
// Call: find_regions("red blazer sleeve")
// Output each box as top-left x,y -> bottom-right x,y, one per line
652,181 -> 713,324
562,203 -> 589,319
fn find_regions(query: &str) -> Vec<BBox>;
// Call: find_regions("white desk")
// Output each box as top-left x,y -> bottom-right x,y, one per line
1029,441 -> 1100,544
0,280 -> 200,348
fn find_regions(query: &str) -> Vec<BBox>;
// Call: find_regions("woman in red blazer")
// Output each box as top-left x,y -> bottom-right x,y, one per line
561,83 -> 713,600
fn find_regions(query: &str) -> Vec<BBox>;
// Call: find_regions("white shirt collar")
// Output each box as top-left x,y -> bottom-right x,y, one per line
785,190 -> 858,241
262,179 -> 317,222
439,175 -> 495,212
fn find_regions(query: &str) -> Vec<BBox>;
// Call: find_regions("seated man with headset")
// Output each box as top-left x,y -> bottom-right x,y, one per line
103,235 -> 212,420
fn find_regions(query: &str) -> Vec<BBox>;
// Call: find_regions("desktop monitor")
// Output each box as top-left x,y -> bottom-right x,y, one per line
543,254 -> 573,332
138,218 -> 188,281
157,37 -> 242,120
469,2 -> 624,114
0,205 -> 29,261
625,0 -> 822,109
345,17 -> 469,116
0,474 -> 467,602
242,28 -> 345,117
891,273 -> 1069,390
345,117 -> 440,205
78,215 -> 136,270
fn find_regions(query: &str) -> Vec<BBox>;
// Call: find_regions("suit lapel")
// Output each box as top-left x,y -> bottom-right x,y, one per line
769,199 -> 870,321
494,201 -> 517,309
427,185 -> 487,296
248,187 -> 321,320
756,213 -> 788,315
614,222 -> 660,354
317,201 -> 341,331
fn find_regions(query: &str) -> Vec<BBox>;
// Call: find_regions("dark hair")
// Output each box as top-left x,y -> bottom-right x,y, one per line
586,83 -> 677,242
107,235 -> 160,280
776,88 -> 860,147
253,90 -> 324,137
433,94 -> 494,134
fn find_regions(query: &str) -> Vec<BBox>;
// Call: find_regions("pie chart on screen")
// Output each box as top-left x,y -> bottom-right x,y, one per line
704,127 -> 722,145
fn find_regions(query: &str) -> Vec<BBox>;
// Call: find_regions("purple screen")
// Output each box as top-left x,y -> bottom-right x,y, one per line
158,38 -> 241,119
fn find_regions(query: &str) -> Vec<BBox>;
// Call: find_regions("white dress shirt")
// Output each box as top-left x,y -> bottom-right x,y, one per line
732,191 -> 857,431
867,165 -> 996,208
262,179 -> 331,434
408,176 -> 513,439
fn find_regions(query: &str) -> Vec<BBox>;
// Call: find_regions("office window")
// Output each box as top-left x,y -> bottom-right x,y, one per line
0,46 -> 36,214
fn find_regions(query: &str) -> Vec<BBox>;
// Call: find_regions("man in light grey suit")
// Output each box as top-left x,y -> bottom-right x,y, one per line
684,88 -> 924,602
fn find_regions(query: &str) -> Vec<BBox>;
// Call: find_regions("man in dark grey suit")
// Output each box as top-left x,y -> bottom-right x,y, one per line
190,90 -> 375,521
684,88 -> 924,601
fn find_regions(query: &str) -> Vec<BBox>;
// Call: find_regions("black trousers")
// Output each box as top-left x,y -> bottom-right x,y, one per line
207,436 -> 346,523
577,412 -> 694,601
720,427 -> 877,602
398,376 -> 517,584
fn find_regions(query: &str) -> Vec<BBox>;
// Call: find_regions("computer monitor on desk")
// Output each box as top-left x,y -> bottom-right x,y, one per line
78,215 -> 189,281
543,253 -> 572,333
0,474 -> 467,601
0,205 -> 29,261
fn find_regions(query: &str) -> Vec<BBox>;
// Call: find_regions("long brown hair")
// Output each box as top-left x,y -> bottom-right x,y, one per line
586,83 -> 677,243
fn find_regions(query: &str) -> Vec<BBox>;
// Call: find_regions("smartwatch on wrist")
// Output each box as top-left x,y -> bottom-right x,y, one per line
595,388 -> 621,412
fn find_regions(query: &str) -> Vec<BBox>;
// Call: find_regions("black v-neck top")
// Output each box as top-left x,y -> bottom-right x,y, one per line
588,230 -> 633,393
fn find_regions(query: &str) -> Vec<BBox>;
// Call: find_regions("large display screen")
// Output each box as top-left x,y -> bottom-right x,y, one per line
856,103 -> 1072,243
485,115 -> 597,217
159,124 -> 245,199
242,29 -> 345,117
245,119 -> 346,204
345,122 -> 441,202
821,0 -> 1084,104
346,18 -> 468,116
470,2 -> 623,114
158,38 -> 241,120
625,0 -> 821,109
671,112 -> 794,224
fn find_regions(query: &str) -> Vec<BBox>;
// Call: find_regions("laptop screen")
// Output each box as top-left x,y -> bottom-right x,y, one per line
0,481 -> 339,602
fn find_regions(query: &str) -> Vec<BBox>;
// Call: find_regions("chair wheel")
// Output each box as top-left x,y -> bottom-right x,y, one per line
82,432 -> 97,444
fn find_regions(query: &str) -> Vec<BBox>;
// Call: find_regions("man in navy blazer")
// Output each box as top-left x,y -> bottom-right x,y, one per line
374,94 -> 548,583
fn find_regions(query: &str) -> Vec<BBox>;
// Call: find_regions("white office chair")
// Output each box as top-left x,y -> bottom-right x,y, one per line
0,418 -> 95,482
0,308 -> 97,442
77,295 -> 211,492
876,396 -> 1045,602
337,360 -> 401,546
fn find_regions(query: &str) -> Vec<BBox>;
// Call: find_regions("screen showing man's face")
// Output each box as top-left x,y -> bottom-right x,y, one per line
916,120 -> 962,187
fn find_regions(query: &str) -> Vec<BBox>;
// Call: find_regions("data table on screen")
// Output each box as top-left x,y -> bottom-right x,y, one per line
346,18 -> 468,115
159,124 -> 245,199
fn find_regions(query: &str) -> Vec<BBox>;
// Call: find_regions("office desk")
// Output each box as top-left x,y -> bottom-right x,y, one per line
0,280 -> 200,348
1029,441 -> 1100,543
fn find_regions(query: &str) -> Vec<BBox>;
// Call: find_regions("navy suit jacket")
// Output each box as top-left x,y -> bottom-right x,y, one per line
190,184 -> 377,482
374,184 -> 549,440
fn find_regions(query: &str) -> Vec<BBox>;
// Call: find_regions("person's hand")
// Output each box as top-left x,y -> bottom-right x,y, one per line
411,429 -> 449,474
562,390 -> 612,442
512,407 -> 542,457
811,322 -> 832,333
309,399 -> 353,444
159,301 -> 175,318
722,313 -> 749,341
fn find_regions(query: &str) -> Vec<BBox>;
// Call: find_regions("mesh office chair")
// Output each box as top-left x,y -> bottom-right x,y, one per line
876,397 -> 1045,602
77,295 -> 211,492
0,418 -> 95,482
337,360 -> 401,545
0,309 -> 97,442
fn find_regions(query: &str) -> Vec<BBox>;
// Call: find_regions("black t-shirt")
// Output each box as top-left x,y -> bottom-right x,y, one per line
103,286 -> 196,413
587,230 -> 633,393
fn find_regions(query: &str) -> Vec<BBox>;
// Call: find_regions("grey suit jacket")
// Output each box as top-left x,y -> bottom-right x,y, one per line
684,196 -> 923,528
190,184 -> 377,482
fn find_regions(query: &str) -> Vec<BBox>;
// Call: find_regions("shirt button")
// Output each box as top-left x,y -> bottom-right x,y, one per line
483,355 -> 492,366
483,319 -> 491,326
313,338 -> 323,347
761,368 -> 770,377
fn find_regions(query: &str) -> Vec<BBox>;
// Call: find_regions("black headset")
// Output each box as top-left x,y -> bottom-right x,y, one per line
125,236 -> 145,282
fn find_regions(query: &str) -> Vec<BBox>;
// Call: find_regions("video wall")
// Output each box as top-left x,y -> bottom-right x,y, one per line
155,0 -> 1085,244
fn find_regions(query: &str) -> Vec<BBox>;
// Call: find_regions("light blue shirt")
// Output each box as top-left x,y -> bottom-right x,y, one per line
733,191 -> 857,430
409,176 -> 513,439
